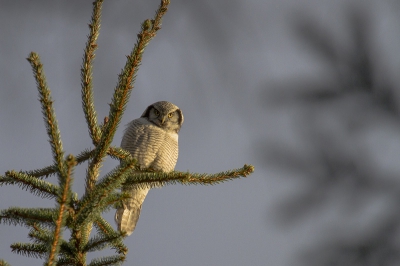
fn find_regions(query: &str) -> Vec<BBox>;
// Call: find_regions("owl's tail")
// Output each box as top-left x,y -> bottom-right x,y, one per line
115,187 -> 150,236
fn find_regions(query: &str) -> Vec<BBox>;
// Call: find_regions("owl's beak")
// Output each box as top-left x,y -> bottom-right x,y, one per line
160,116 -> 166,124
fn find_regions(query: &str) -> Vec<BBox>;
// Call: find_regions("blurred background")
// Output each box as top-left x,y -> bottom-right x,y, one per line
1,0 -> 400,265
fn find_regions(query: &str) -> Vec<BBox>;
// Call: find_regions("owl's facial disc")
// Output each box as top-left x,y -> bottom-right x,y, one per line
143,103 -> 182,133
158,112 -> 175,126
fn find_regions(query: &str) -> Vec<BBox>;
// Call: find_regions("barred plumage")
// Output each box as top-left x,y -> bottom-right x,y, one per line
115,101 -> 183,236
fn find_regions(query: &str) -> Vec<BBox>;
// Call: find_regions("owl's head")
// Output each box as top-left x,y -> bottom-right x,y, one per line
141,101 -> 184,133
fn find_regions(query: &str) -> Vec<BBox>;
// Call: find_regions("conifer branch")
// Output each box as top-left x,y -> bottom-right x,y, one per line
59,242 -> 75,259
81,1 -> 170,241
55,257 -> 76,266
107,146 -> 134,161
83,234 -> 123,253
23,147 -> 128,179
152,0 -> 170,32
0,1 -> 255,265
93,216 -> 127,255
47,155 -> 75,266
23,149 -> 93,179
101,192 -> 131,209
0,260 -> 11,266
81,0 -> 103,145
87,0 -> 171,191
123,164 -> 255,188
180,164 -> 254,184
77,159 -> 136,226
21,146 -> 128,191
27,223 -> 74,258
88,255 -> 125,266
26,52 -> 66,178
1,170 -> 59,199
24,164 -> 58,179
0,207 -> 58,228
28,225 -> 52,243
11,243 -> 47,259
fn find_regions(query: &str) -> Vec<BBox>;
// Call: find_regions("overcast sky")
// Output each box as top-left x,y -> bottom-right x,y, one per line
1,0 -> 400,265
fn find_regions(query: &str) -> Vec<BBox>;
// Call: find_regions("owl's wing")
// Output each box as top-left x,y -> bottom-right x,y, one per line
116,118 -> 165,235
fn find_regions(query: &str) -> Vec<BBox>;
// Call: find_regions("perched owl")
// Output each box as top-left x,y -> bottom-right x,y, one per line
115,101 -> 184,236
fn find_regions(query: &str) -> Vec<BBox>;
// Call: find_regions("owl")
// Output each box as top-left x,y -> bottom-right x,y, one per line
115,101 -> 184,236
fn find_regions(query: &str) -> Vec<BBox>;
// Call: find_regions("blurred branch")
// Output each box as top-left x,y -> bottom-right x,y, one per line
269,7 -> 398,114
261,6 -> 400,266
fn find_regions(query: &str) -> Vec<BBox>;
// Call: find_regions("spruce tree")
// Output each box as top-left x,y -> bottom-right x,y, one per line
0,1 -> 254,265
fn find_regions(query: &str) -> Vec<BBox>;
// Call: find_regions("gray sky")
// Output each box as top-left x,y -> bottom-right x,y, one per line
1,0 -> 400,265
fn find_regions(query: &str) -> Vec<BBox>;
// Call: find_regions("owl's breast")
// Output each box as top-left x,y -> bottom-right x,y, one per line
152,131 -> 179,172
121,118 -> 179,172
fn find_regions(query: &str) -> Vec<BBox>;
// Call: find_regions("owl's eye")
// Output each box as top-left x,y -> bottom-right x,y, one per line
168,112 -> 174,118
154,109 -> 160,116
